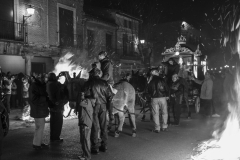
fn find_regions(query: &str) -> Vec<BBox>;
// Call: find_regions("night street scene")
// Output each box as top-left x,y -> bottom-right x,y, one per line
1,0 -> 240,160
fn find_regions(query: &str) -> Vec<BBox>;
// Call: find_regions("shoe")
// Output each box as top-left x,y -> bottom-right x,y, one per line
212,114 -> 220,118
33,144 -> 42,150
171,122 -> 179,126
160,128 -> 168,132
99,146 -> 108,152
91,149 -> 99,155
152,130 -> 160,133
41,143 -> 49,147
50,138 -> 64,142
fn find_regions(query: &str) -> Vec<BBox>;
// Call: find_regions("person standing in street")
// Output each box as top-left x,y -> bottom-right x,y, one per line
192,71 -> 213,117
170,74 -> 184,125
83,68 -> 113,154
29,75 -> 49,150
47,73 -> 68,143
147,68 -> 169,132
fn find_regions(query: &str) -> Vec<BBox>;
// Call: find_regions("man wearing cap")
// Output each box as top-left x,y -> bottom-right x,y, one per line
147,68 -> 169,132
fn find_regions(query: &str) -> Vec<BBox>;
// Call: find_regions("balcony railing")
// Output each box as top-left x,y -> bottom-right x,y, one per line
0,19 -> 24,42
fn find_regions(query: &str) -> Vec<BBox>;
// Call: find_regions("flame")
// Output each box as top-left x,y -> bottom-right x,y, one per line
53,52 -> 84,78
191,69 -> 240,160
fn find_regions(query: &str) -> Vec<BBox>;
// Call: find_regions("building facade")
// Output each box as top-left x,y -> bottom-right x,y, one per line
83,6 -> 143,81
0,0 -> 84,75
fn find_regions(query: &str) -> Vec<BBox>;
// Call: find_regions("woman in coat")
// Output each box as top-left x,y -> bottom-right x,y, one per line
30,75 -> 49,149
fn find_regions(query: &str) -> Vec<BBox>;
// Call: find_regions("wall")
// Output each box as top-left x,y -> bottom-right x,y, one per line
85,21 -> 116,57
32,56 -> 54,73
0,55 -> 25,74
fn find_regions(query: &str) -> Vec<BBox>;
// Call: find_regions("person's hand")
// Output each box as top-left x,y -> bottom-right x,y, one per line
166,97 -> 169,100
171,94 -> 175,97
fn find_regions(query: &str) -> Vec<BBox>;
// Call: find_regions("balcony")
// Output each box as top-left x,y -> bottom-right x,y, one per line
0,19 -> 25,42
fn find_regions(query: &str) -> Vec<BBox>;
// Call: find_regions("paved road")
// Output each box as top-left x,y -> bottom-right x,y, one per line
2,109 -> 225,160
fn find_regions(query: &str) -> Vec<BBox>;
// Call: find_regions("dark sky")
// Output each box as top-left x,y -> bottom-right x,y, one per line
84,0 -> 226,28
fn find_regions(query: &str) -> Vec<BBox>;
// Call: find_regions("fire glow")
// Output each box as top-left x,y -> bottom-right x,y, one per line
53,52 -> 89,79
191,70 -> 240,160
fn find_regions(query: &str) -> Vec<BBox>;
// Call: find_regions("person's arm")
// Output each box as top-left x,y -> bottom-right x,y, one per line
193,78 -> 203,85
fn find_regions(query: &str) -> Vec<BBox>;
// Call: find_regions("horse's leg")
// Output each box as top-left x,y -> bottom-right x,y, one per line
128,108 -> 137,137
114,111 -> 125,138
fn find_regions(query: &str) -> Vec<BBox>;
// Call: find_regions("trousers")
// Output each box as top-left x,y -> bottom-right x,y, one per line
79,126 -> 91,159
50,111 -> 63,140
91,104 -> 108,150
33,118 -> 45,146
151,97 -> 168,130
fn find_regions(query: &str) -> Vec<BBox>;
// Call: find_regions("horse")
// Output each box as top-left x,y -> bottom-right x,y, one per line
129,70 -> 152,121
61,71 -> 137,138
112,80 -> 136,137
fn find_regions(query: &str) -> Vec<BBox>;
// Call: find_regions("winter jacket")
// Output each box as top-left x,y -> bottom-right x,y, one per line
195,77 -> 213,100
82,76 -> 113,105
29,79 -> 49,118
170,79 -> 184,99
77,98 -> 94,128
3,78 -> 12,95
147,76 -> 169,98
46,81 -> 67,112
100,58 -> 114,85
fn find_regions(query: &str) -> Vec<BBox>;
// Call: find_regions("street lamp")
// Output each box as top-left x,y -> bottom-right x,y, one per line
23,5 -> 35,43
140,40 -> 145,44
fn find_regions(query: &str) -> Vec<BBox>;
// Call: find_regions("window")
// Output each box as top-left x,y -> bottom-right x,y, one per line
0,0 -> 15,40
124,20 -> 128,28
129,21 -> 132,29
87,29 -> 94,57
123,34 -> 128,55
106,33 -> 113,53
59,7 -> 74,47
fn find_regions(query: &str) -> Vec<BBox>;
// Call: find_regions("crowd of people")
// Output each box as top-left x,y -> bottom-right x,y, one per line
0,51 -> 232,160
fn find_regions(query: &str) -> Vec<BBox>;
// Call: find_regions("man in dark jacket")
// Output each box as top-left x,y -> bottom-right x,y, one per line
47,73 -> 68,142
147,68 -> 169,132
170,73 -> 184,125
98,51 -> 115,121
83,68 -> 113,154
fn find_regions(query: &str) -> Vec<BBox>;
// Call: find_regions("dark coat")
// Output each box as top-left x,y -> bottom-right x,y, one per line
46,81 -> 68,112
82,76 -> 113,105
30,79 -> 49,118
147,76 -> 169,98
100,57 -> 114,85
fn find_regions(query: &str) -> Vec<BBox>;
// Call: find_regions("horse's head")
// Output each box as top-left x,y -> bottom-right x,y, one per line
129,70 -> 147,93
